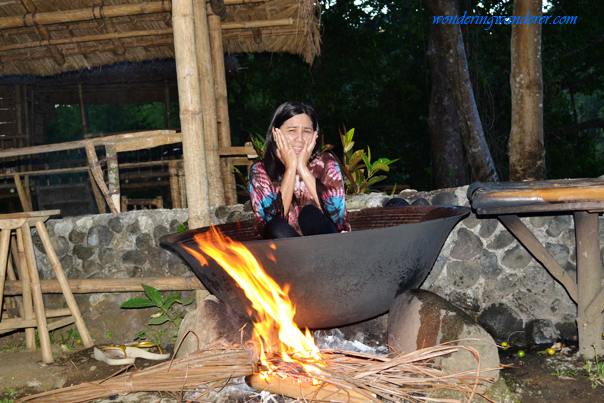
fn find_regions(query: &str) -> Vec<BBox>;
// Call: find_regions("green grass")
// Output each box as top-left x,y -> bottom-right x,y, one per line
34,329 -> 82,351
0,342 -> 25,353
586,356 -> 604,389
0,386 -> 22,403
551,369 -> 575,378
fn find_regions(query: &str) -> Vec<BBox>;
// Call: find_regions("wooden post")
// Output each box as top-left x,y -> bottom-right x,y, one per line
20,222 -> 53,363
35,220 -> 93,348
209,14 -> 238,205
172,0 -> 211,229
169,161 -> 181,208
164,80 -> 172,129
105,144 -> 121,213
13,233 -> 35,349
78,83 -> 88,137
574,211 -> 604,358
194,0 -> 225,207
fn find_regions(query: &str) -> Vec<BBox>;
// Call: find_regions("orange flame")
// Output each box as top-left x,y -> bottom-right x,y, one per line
183,226 -> 321,376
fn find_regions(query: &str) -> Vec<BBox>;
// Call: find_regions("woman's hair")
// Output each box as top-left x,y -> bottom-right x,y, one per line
263,101 -> 322,183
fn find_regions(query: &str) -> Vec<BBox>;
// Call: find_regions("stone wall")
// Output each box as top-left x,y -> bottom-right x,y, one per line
25,186 -> 596,345
347,187 -> 583,343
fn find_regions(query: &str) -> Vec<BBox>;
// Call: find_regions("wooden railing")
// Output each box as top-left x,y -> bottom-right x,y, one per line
0,129 -> 257,214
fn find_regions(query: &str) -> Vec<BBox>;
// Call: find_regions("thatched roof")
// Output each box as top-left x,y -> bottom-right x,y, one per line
0,0 -> 321,78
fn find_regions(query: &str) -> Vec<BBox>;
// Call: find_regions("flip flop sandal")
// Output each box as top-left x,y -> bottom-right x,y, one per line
93,345 -> 136,366
124,342 -> 170,360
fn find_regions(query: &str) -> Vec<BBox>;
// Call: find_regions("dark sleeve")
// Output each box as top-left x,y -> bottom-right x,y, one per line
314,153 -> 352,232
248,162 -> 284,236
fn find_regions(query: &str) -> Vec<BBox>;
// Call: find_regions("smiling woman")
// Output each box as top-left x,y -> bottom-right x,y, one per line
248,101 -> 351,239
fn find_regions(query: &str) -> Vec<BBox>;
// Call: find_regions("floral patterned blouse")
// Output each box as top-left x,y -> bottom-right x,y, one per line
248,152 -> 351,237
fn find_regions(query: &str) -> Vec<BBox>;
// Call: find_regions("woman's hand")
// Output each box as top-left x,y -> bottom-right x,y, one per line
296,133 -> 318,173
274,128 -> 297,170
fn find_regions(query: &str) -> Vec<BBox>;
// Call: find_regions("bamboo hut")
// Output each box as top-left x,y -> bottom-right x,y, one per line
0,0 -> 321,226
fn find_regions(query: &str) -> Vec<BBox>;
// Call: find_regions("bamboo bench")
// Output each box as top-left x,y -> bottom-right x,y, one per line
0,210 -> 93,364
468,179 -> 604,359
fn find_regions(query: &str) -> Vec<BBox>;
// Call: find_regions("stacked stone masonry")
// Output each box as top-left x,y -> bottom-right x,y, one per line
28,186 -> 599,344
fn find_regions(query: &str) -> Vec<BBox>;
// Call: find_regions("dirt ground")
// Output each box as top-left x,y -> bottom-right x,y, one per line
1,340 -> 603,402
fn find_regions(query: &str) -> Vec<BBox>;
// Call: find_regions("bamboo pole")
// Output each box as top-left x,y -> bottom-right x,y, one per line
19,0 -> 66,66
85,144 -> 118,213
173,0 -> 210,228
0,229 -> 11,323
209,14 -> 238,205
0,28 -> 174,52
105,144 -> 121,213
101,17 -> 126,56
489,186 -> 604,203
13,174 -> 31,212
78,83 -> 88,137
35,220 -> 94,348
88,168 -> 107,214
3,276 -> 203,295
169,161 -> 181,208
178,163 -> 187,208
20,221 -> 53,363
1,37 -> 174,64
194,0 -> 225,207
0,2 -> 173,30
0,16 -> 291,54
164,80 -> 172,129
13,232 -> 35,349
221,17 -> 293,29
0,308 -> 71,332
6,255 -> 25,319
0,129 -> 177,159
23,175 -> 32,211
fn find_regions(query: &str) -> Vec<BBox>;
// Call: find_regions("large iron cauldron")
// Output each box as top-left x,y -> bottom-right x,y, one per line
160,206 -> 469,329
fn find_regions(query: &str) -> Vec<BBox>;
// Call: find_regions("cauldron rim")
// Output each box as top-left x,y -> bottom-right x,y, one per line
159,205 -> 470,247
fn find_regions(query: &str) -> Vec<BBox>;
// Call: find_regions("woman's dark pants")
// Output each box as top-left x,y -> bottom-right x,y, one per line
263,205 -> 337,239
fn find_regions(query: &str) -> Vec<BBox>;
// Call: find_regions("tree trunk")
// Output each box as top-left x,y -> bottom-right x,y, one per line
426,25 -> 468,188
509,0 -> 546,181
427,0 -> 498,183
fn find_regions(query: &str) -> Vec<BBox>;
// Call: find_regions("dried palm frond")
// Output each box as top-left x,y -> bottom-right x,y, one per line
16,341 -> 500,403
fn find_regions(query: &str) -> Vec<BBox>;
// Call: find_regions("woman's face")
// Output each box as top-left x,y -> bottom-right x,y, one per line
276,113 -> 316,155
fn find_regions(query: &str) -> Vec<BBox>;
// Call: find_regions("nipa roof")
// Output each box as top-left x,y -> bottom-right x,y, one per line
0,0 -> 321,77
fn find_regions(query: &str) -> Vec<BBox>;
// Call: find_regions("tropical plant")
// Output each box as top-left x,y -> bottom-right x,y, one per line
338,127 -> 398,194
249,132 -> 266,160
121,284 -> 194,342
